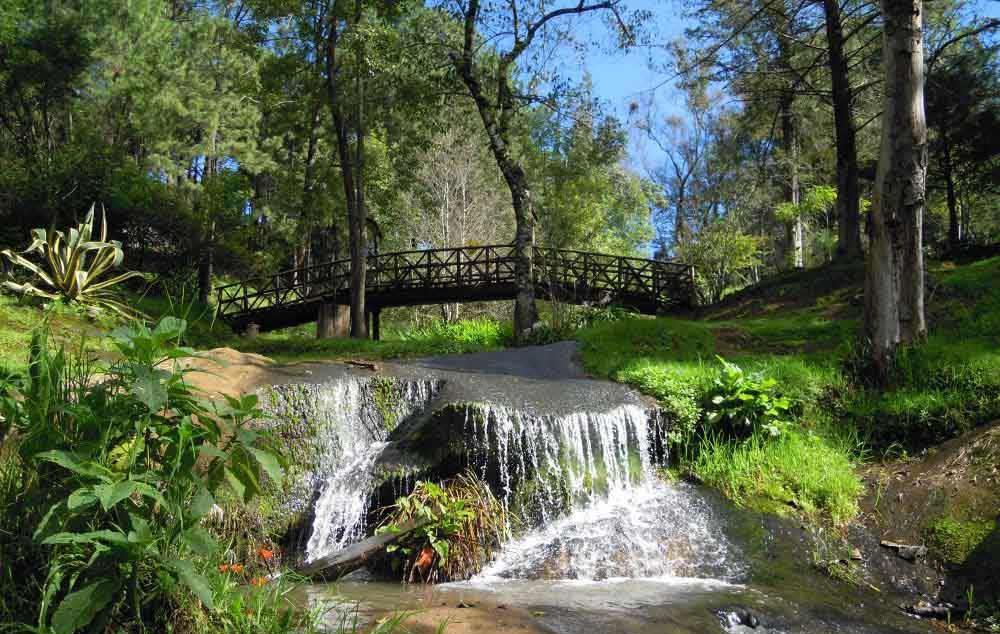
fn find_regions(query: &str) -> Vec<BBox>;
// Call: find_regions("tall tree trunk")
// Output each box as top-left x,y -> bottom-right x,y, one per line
674,180 -> 688,249
941,134 -> 961,245
779,92 -> 803,269
325,10 -> 367,338
198,219 -> 215,305
350,11 -> 368,339
824,0 -> 862,259
864,0 -> 928,380
453,1 -> 538,343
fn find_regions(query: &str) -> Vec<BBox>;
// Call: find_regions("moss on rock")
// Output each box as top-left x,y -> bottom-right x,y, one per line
926,516 -> 997,567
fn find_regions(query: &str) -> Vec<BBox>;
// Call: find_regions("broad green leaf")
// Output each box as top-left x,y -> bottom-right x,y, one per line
43,530 -> 129,546
130,366 -> 170,412
189,487 -> 215,522
198,445 -> 228,461
168,560 -> 214,610
108,436 -> 145,472
152,316 -> 187,344
93,480 -> 165,511
37,451 -> 112,481
127,514 -> 153,545
180,526 -> 217,557
67,489 -> 97,511
248,448 -> 283,483
223,467 -> 246,502
50,578 -> 119,634
93,481 -> 140,512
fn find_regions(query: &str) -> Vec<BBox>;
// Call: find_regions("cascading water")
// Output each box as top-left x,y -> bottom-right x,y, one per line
461,401 -> 744,582
267,369 -> 741,582
259,376 -> 439,562
464,402 -> 655,523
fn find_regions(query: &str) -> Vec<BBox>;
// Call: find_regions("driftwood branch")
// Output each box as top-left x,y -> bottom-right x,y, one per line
295,517 -> 431,580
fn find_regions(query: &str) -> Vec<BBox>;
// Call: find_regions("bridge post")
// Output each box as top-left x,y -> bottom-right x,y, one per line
371,308 -> 381,341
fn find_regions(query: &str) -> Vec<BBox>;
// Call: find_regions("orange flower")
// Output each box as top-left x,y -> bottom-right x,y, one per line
229,564 -> 245,574
258,548 -> 275,561
250,576 -> 268,587
218,564 -> 230,573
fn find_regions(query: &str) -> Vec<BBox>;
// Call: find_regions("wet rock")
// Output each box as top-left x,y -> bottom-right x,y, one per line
718,606 -> 761,629
879,540 -> 928,561
904,600 -> 960,620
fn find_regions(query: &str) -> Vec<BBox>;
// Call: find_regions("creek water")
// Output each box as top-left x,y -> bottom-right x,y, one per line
269,348 -> 933,634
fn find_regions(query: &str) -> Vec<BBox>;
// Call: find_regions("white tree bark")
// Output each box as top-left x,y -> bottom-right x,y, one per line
864,0 -> 928,379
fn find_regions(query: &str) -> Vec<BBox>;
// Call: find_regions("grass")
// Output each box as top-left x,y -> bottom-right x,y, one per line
574,256 -> 1000,524
693,430 -> 862,525
235,317 -> 509,363
1,255 -> 997,530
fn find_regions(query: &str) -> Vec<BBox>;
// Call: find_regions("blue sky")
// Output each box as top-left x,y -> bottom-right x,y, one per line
557,0 -> 1000,169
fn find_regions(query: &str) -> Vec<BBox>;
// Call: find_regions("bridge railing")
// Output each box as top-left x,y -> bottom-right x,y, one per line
533,247 -> 694,308
215,244 -> 694,320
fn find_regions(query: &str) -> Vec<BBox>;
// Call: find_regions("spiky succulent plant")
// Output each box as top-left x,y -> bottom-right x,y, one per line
1,204 -> 145,317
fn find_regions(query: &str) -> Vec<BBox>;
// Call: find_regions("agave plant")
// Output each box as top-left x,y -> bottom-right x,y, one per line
1,204 -> 145,317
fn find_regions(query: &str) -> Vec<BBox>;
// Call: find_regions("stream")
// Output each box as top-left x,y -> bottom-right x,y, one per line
259,343 -> 936,634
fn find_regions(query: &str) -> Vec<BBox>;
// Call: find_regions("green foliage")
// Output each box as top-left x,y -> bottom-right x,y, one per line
705,357 -> 793,439
376,471 -> 510,583
576,315 -> 859,523
1,205 -> 146,318
239,317 -> 508,363
396,317 -> 507,351
676,219 -> 762,304
693,430 -> 861,525
0,317 -> 285,632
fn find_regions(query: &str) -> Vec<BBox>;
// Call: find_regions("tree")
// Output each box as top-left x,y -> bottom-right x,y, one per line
863,0 -> 927,379
447,0 -> 635,343
404,125 -> 511,321
821,0 -> 863,259
926,39 -> 1000,245
676,218 -> 761,303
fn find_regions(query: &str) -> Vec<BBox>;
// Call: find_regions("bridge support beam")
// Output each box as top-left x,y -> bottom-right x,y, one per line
370,308 -> 381,341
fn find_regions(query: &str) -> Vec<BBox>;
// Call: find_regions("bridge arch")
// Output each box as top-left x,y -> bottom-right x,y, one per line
215,245 -> 695,336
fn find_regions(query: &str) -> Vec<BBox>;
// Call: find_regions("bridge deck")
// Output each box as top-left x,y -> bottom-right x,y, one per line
215,245 -> 695,333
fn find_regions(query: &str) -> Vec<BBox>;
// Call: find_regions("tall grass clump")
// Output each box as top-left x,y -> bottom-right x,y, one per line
693,430 -> 862,525
0,317 -> 318,633
397,317 -> 507,352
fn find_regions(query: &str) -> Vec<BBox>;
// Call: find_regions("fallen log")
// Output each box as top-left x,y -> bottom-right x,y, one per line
295,517 -> 430,581
344,359 -> 379,372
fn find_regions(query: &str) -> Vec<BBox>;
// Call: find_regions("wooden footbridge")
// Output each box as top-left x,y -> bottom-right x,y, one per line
215,244 -> 695,337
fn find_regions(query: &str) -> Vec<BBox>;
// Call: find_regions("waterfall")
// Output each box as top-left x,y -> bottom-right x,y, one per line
259,376 -> 439,563
461,402 -> 743,582
464,402 -> 656,525
266,372 -> 741,582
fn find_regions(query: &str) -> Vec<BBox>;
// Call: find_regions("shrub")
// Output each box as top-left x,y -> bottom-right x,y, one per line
375,471 -> 510,583
1,204 -> 145,318
705,356 -> 793,439
0,317 -> 284,632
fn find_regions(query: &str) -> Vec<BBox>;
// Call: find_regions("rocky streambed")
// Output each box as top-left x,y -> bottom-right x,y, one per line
190,343 -> 963,633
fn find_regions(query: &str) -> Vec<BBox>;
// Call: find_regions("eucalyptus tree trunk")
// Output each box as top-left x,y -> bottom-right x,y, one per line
823,0 -> 862,259
779,93 -> 803,269
864,0 -> 927,380
351,20 -> 368,340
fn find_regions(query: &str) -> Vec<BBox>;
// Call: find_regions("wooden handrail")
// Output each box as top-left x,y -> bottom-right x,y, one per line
215,244 -> 694,325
